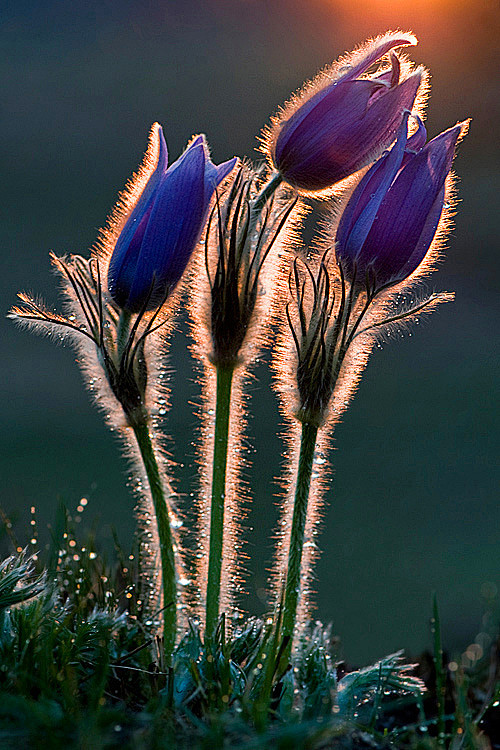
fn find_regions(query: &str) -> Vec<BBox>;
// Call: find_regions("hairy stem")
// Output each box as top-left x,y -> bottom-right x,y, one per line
117,309 -> 132,358
205,364 -> 235,639
132,420 -> 177,661
250,172 -> 283,218
282,421 -> 319,654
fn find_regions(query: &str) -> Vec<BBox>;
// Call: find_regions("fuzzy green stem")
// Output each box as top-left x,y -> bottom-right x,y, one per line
282,421 -> 319,654
205,364 -> 235,639
117,310 -> 132,358
250,172 -> 283,218
115,310 -> 176,658
132,419 -> 177,661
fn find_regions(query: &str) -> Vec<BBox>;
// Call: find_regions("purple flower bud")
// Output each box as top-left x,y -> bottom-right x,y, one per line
268,32 -> 425,193
335,113 -> 468,289
108,125 -> 237,312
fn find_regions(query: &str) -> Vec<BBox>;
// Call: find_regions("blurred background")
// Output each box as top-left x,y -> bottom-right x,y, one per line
1,0 -> 499,665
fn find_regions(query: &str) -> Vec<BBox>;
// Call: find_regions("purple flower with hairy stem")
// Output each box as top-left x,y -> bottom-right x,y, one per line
335,112 -> 468,290
108,125 -> 237,313
267,31 -> 425,193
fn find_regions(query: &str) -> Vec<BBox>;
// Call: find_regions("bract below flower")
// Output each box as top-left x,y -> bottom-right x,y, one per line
107,125 -> 237,313
268,31 -> 425,193
335,112 -> 468,289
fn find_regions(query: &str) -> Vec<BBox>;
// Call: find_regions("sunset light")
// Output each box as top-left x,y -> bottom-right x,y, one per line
3,0 -> 498,745
316,0 -> 481,37
327,0 -> 474,12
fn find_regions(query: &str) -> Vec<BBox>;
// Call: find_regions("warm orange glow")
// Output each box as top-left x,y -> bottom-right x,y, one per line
343,0 -> 469,6
326,0 -> 474,12
317,0 -> 477,33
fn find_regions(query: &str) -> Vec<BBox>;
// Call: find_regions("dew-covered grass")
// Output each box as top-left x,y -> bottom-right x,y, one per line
0,507 -> 498,750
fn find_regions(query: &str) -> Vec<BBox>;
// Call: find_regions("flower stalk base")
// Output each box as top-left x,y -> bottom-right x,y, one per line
205,364 -> 235,640
132,419 -> 177,660
281,421 -> 318,653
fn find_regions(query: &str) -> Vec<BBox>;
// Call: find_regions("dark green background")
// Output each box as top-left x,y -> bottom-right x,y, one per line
2,0 -> 499,664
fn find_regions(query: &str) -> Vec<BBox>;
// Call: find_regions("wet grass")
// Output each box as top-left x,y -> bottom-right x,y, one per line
0,507 -> 498,749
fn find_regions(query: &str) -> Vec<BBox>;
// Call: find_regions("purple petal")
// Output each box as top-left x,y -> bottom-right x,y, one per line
328,70 -> 421,184
274,79 -> 384,189
203,156 -> 238,205
273,34 -> 415,162
107,126 -> 168,306
357,69 -> 422,145
399,184 -> 446,279
337,33 -> 417,84
273,79 -> 367,168
369,53 -> 401,93
107,202 -> 155,306
279,69 -> 421,191
213,157 -> 238,185
128,142 -> 206,305
112,126 -> 168,254
422,123 -> 463,176
166,134 -> 205,178
190,134 -> 205,148
357,124 -> 461,284
405,115 -> 427,153
338,112 -> 410,260
336,156 -> 393,251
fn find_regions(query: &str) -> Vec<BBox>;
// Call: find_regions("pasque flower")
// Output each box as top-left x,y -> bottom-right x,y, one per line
108,125 -> 237,312
268,32 -> 425,193
335,112 -> 468,289
274,111 -> 467,656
